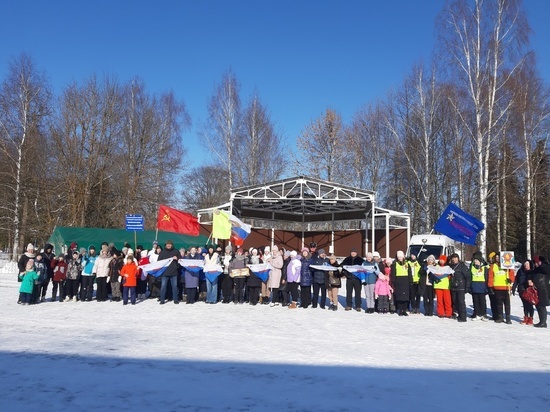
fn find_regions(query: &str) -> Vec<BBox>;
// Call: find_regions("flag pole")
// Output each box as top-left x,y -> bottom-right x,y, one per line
155,227 -> 158,242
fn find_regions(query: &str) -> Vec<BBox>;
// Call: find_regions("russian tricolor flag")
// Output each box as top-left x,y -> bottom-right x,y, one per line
229,214 -> 251,247
248,263 -> 271,282
203,263 -> 223,283
139,258 -> 173,278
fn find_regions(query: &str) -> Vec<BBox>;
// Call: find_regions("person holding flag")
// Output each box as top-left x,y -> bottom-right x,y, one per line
158,240 -> 180,305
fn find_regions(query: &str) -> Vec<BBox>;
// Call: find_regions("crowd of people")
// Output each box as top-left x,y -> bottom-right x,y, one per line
16,240 -> 549,327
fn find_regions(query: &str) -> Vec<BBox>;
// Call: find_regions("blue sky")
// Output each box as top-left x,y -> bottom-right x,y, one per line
1,0 -> 548,168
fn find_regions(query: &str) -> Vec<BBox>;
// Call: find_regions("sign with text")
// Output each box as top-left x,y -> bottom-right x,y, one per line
125,214 -> 144,231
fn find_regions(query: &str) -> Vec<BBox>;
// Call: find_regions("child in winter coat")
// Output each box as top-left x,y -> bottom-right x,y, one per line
374,273 -> 394,314
120,256 -> 139,305
51,254 -> 68,302
19,259 -> 39,305
32,254 -> 48,304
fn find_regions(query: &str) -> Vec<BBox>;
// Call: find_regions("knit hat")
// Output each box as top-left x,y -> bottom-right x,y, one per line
225,245 -> 232,253
26,243 -> 34,252
439,255 -> 447,263
318,248 -> 326,255
290,250 -> 298,257
426,254 -> 436,263
301,247 -> 309,253
396,250 -> 405,259
488,251 -> 496,260
373,251 -> 380,258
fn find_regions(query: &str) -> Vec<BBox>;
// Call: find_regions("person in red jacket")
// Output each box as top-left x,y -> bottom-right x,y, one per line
51,254 -> 68,302
120,255 -> 139,305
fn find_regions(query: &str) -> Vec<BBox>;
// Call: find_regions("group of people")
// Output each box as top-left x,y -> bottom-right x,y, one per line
16,240 -> 549,327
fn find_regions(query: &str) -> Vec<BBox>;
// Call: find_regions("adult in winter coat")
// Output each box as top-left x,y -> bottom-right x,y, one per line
182,247 -> 201,304
204,245 -> 220,304
92,249 -> 113,302
390,250 -> 412,316
266,245 -> 283,306
17,243 -> 36,283
531,256 -> 550,328
40,243 -> 56,302
408,254 -> 422,314
158,240 -> 180,305
448,253 -> 471,322
80,245 -> 97,301
310,248 -> 329,309
341,248 -> 364,311
220,246 -> 234,303
512,259 -> 534,325
326,254 -> 342,311
109,249 -> 124,302
431,255 -> 453,318
279,251 -> 291,306
286,251 -> 302,309
418,254 -> 436,316
299,248 -> 312,308
488,252 -> 515,324
469,252 -> 489,321
362,252 -> 381,313
229,248 -> 248,304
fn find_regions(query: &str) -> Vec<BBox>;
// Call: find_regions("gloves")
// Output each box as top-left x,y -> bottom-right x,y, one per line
118,276 -> 122,283
106,276 -> 110,283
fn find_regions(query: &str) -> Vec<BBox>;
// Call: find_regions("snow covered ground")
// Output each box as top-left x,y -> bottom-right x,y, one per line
1,262 -> 548,411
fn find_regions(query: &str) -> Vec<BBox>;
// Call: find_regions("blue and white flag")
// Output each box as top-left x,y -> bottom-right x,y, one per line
248,263 -> 272,282
139,258 -> 173,278
203,263 -> 223,283
434,203 -> 484,245
343,265 -> 373,282
179,259 -> 204,273
310,263 -> 337,271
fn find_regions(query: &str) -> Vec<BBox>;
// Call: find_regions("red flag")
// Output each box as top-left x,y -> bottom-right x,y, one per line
157,205 -> 200,236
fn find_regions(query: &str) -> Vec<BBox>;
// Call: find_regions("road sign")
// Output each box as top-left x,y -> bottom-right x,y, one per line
125,214 -> 144,231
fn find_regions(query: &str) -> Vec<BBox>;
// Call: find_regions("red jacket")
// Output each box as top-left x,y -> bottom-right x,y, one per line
52,260 -> 68,281
121,262 -> 139,287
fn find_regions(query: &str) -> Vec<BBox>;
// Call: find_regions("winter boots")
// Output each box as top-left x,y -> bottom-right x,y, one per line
288,301 -> 297,309
520,316 -> 534,325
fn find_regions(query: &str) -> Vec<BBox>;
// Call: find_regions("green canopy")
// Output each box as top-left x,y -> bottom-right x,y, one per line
47,226 -> 210,255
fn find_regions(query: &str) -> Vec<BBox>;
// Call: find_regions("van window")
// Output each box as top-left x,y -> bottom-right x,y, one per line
408,245 -> 444,263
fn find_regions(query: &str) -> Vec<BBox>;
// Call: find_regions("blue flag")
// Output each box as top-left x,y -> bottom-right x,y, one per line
434,203 -> 484,245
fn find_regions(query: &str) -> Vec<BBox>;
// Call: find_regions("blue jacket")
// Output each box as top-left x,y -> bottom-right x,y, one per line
469,264 -> 488,294
362,260 -> 380,284
300,257 -> 312,287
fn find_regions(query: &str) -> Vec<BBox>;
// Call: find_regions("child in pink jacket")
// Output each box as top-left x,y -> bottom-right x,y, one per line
375,272 -> 394,314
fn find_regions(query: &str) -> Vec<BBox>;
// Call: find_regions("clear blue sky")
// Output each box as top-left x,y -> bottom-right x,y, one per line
1,0 -> 548,168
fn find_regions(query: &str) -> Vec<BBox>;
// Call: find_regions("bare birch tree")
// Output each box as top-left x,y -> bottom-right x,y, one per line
295,108 -> 350,183
0,54 -> 52,259
201,69 -> 242,188
236,90 -> 285,186
439,0 -> 530,254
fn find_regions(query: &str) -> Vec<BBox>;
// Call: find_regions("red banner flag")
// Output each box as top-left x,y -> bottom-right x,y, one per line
157,205 -> 200,236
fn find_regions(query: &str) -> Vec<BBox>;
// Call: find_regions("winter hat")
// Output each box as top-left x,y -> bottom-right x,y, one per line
252,248 -> 258,254
366,252 -> 373,259
449,253 -> 460,261
264,246 -> 270,253
426,254 -> 436,263
272,245 -> 279,252
79,247 -> 87,255
26,259 -> 34,270
439,255 -> 447,263
70,242 -> 78,250
284,250 -> 291,258
301,247 -> 309,253
141,249 -> 148,257
309,242 -> 317,248
488,251 -> 496,260
373,251 -> 381,258
137,245 -> 144,250
165,240 -> 173,246
350,247 -> 358,253
127,248 -> 134,256
26,243 -> 34,252
533,255 -> 545,264
396,250 -> 405,259
225,245 -> 233,253
290,250 -> 298,257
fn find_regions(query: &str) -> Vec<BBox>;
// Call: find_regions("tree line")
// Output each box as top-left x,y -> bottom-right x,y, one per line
1,0 -> 549,260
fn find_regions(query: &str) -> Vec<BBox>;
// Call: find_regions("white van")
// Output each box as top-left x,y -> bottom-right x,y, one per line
407,234 -> 456,263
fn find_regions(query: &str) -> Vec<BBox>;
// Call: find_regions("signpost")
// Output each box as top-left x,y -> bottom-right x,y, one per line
125,214 -> 144,249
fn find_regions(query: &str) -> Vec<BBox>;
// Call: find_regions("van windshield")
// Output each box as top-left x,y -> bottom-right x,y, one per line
408,245 -> 443,263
